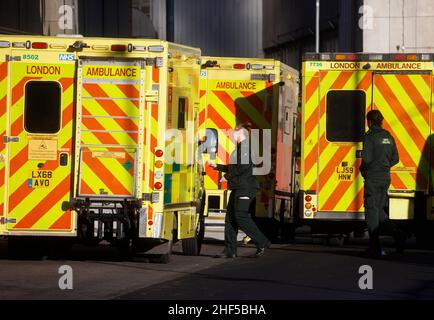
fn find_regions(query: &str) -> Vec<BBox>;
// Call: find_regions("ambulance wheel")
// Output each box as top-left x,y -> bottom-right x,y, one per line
182,216 -> 205,256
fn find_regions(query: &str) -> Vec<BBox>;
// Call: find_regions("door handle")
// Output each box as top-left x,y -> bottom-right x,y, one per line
60,153 -> 68,166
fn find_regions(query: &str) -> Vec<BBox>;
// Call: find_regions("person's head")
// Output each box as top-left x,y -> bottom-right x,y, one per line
366,110 -> 384,128
232,122 -> 251,143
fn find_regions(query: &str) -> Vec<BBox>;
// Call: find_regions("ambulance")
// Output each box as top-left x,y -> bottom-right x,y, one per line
300,52 -> 434,243
0,35 -> 204,259
199,57 -> 300,241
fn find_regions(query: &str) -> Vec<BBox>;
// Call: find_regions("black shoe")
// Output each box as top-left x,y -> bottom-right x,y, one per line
255,240 -> 271,257
213,252 -> 237,258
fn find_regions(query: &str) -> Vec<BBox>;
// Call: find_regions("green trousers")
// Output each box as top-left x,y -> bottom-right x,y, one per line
364,177 -> 401,251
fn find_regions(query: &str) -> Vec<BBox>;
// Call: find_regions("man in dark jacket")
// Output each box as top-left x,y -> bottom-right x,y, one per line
209,123 -> 271,258
360,110 -> 406,258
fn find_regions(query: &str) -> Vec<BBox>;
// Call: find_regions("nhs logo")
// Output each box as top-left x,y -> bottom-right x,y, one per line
59,53 -> 75,61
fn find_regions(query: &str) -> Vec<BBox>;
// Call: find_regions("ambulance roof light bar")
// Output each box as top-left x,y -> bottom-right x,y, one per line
303,52 -> 432,61
55,34 -> 84,37
111,44 -> 126,52
32,42 -> 48,49
0,41 -> 10,48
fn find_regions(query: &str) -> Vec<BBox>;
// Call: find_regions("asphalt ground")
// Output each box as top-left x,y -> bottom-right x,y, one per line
0,235 -> 433,300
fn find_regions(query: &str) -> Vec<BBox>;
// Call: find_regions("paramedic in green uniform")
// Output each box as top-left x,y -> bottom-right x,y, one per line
360,110 -> 406,258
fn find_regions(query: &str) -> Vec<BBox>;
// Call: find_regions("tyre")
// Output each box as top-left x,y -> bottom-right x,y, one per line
182,216 -> 205,256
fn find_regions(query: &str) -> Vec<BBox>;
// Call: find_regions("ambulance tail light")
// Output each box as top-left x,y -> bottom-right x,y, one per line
305,195 -> 312,202
336,54 -> 358,61
0,41 -> 10,48
111,44 -> 126,52
155,160 -> 163,169
32,42 -> 48,49
406,54 -> 417,61
155,149 -> 164,157
233,63 -> 245,69
154,182 -> 162,190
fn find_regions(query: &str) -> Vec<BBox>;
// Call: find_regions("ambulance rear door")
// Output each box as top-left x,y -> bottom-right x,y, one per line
5,49 -> 76,234
75,58 -> 146,199
372,71 -> 432,219
316,69 -> 372,218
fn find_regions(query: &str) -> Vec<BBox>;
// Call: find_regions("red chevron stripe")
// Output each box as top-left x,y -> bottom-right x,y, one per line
49,210 -> 72,230
12,77 -> 41,106
82,154 -> 131,195
13,176 -> 70,229
116,84 -> 140,99
240,91 -> 272,125
8,139 -> 72,212
0,62 -> 7,82
212,90 -> 251,125
304,72 -> 320,103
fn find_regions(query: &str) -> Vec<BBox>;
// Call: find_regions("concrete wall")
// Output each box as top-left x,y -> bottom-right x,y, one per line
263,0 -> 362,70
363,0 -> 434,53
0,0 -> 42,34
169,0 -> 263,57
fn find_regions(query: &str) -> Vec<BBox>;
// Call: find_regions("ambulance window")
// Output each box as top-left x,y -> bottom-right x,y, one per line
326,90 -> 365,142
178,97 -> 187,129
25,81 -> 61,134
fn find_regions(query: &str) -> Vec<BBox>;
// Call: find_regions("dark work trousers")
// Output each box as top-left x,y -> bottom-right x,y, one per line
224,189 -> 269,256
364,176 -> 401,252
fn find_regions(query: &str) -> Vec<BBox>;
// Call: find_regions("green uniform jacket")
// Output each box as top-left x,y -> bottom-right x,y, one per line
360,124 -> 399,179
215,140 -> 260,192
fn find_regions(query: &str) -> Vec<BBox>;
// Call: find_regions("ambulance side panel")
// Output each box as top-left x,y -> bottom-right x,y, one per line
165,43 -> 201,240
0,48 -> 9,234
274,64 -> 299,208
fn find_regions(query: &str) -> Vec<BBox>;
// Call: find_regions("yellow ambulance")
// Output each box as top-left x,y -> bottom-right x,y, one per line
300,52 -> 434,243
0,35 -> 203,259
199,56 -> 300,241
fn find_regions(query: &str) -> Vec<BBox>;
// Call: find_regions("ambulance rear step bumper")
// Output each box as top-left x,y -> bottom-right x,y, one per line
71,197 -> 141,209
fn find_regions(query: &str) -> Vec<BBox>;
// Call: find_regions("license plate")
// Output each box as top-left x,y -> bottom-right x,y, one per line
28,170 -> 53,188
